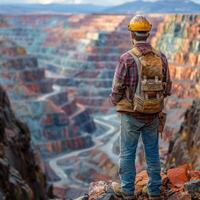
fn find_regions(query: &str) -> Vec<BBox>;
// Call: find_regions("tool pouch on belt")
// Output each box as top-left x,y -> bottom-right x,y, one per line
134,95 -> 164,114
129,46 -> 165,114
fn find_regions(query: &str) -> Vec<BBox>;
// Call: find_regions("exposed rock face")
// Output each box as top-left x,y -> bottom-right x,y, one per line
0,85 -> 50,200
151,14 -> 200,136
167,100 -> 200,169
151,14 -> 200,169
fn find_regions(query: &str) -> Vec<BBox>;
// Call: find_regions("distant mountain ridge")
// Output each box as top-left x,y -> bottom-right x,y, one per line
0,0 -> 200,14
105,0 -> 200,14
0,3 -> 107,14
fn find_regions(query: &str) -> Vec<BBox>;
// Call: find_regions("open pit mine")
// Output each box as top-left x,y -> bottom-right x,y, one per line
0,14 -> 199,200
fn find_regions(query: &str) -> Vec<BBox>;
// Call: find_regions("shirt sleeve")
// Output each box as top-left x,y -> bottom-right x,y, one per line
110,56 -> 127,106
161,53 -> 172,97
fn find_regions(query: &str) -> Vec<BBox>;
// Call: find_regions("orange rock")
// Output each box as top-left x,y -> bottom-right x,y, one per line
167,164 -> 190,188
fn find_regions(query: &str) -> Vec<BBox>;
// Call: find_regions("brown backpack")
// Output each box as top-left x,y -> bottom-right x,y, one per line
129,46 -> 164,114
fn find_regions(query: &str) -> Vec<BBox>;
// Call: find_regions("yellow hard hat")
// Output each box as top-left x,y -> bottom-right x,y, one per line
128,15 -> 152,32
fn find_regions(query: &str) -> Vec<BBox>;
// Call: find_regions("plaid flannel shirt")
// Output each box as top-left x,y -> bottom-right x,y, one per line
110,42 -> 171,123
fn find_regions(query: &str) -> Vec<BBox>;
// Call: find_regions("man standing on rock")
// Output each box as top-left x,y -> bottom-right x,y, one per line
110,15 -> 172,200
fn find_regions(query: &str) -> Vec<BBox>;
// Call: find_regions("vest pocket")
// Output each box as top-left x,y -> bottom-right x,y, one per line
133,95 -> 164,114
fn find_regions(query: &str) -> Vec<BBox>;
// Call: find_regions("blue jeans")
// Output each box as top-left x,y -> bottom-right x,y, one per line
119,113 -> 161,196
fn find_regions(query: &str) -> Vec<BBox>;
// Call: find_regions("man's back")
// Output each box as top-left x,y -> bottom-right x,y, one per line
110,41 -> 171,123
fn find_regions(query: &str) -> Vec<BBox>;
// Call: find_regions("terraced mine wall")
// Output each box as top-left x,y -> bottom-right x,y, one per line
151,15 -> 200,169
167,100 -> 200,169
0,38 -> 96,163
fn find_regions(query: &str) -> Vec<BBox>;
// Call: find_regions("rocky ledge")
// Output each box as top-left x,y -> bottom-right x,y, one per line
0,85 -> 52,200
76,165 -> 200,200
166,100 -> 200,169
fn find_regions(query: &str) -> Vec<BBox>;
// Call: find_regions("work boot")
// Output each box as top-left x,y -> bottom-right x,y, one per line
111,182 -> 136,200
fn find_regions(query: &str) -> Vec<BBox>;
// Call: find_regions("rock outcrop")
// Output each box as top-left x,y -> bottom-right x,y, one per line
151,14 -> 200,169
167,100 -> 200,170
0,85 -> 52,200
151,14 -> 200,136
76,165 -> 200,200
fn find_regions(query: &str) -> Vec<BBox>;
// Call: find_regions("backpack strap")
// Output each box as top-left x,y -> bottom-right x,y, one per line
128,47 -> 142,96
130,47 -> 143,58
151,47 -> 162,57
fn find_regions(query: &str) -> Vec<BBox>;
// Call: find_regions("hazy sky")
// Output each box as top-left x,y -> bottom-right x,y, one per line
0,0 -> 200,5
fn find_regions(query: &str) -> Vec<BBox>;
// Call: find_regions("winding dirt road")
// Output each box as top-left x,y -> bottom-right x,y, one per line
49,114 -> 120,188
